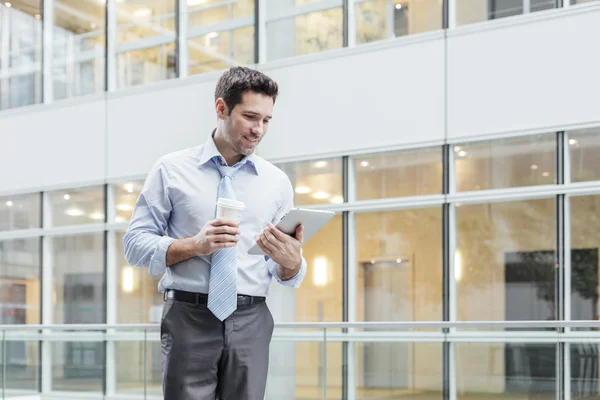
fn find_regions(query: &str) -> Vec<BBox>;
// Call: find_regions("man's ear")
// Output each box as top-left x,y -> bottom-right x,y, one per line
215,98 -> 228,120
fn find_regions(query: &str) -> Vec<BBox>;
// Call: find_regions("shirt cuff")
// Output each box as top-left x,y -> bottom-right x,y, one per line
268,257 -> 306,288
149,236 -> 176,276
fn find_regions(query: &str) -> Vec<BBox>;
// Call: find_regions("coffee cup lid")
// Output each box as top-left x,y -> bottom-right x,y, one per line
217,198 -> 245,210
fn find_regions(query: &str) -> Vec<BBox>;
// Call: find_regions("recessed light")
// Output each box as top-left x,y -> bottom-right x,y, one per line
569,139 -> 578,145
116,204 -> 133,211
35,14 -> 40,19
124,183 -> 134,193
458,151 -> 467,157
395,3 -> 402,9
295,186 -> 311,194
330,195 -> 344,204
65,208 -> 85,217
360,161 -> 369,167
314,161 -> 327,168
6,201 -> 13,207
396,258 -> 402,263
454,146 -> 462,153
64,194 -> 70,200
115,216 -> 126,223
531,164 -> 538,170
311,192 -> 330,200
542,172 -> 550,177
133,8 -> 152,18
89,212 -> 104,220
5,3 -> 12,8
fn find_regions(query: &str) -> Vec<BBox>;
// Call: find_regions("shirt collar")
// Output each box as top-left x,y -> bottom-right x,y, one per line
199,130 -> 260,175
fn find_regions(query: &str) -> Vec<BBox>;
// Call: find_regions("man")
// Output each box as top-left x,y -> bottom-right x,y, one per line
123,67 -> 306,400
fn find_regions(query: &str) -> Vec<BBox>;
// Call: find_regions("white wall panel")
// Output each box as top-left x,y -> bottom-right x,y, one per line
259,36 -> 447,161
0,102 -> 106,193
106,81 -> 217,179
447,7 -> 600,140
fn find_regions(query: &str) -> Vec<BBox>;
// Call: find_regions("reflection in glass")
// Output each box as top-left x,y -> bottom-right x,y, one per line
569,128 -> 600,183
355,148 -> 442,200
48,186 -> 105,227
293,215 -> 342,321
267,8 -> 343,61
457,343 -> 556,399
114,180 -> 144,222
570,195 -> 600,325
454,134 -> 555,192
115,341 -> 162,396
51,341 -> 105,392
0,340 -> 39,393
51,234 -> 105,324
456,0 -> 556,26
115,232 -> 162,323
265,342 -> 342,400
0,193 -> 40,231
355,342 -> 442,399
188,0 -> 254,28
456,199 -> 556,322
188,26 -> 255,76
0,238 -> 41,325
117,43 -> 176,88
356,208 -> 443,322
53,0 -> 106,101
0,2 -> 43,110
276,158 -> 343,206
117,0 -> 176,44
355,0 -> 443,45
570,343 -> 600,398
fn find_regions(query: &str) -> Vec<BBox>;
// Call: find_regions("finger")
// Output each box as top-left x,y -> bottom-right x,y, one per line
209,226 -> 240,236
266,223 -> 288,241
212,234 -> 238,243
295,224 -> 304,244
211,218 -> 239,227
256,235 -> 273,256
260,233 -> 278,252
212,241 -> 236,250
263,229 -> 284,252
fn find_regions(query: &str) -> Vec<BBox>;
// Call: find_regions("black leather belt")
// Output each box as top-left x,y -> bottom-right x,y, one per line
165,289 -> 265,307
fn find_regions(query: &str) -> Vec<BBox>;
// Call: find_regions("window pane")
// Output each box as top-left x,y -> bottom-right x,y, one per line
267,8 -> 343,61
1,340 -> 40,393
115,232 -> 162,323
48,186 -> 105,227
294,215 -> 343,321
356,0 -> 443,45
355,148 -> 442,200
188,26 -> 255,76
276,158 -> 343,206
454,134 -> 556,192
51,234 -> 105,324
569,128 -> 600,183
117,0 -> 175,44
570,195 -> 600,326
116,341 -> 161,396
53,1 -> 105,101
114,180 -> 144,223
456,199 -> 556,323
117,43 -> 176,88
52,341 -> 105,392
0,238 -> 41,324
0,2 -> 43,111
457,343 -> 557,399
356,208 -> 443,322
355,343 -> 442,399
456,0 -> 557,26
570,343 -> 600,398
0,193 -> 40,231
188,0 -> 254,28
572,0 -> 598,4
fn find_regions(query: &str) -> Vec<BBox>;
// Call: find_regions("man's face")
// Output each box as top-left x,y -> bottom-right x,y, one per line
220,91 -> 273,157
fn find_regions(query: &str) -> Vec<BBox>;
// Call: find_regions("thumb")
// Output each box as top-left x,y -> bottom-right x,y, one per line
295,224 -> 304,244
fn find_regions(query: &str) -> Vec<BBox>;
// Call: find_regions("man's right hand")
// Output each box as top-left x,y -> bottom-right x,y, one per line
193,218 -> 240,256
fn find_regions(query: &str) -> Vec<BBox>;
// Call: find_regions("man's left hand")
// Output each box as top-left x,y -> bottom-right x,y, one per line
256,223 -> 304,275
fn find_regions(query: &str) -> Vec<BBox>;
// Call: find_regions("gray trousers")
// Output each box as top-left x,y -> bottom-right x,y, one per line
160,297 -> 275,400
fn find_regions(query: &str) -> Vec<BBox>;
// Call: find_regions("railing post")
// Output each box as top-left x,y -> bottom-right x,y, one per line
322,328 -> 327,400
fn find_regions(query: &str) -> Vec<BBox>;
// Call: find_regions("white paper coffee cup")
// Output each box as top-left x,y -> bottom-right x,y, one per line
216,198 -> 245,223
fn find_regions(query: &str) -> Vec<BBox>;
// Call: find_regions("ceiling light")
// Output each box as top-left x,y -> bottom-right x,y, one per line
35,14 -> 40,19
133,8 -> 152,18
454,146 -> 462,152
360,161 -> 369,167
64,194 -> 70,200
569,139 -> 578,145
115,216 -> 126,223
5,3 -> 12,8
458,151 -> 467,157
530,164 -> 538,170
124,183 -> 134,193
295,186 -> 311,194
116,204 -> 133,211
395,4 -> 402,10
188,0 -> 208,5
542,172 -> 550,177
314,161 -> 327,168
89,212 -> 104,220
6,201 -> 13,207
206,32 -> 218,39
396,258 -> 403,263
65,208 -> 85,217
330,195 -> 344,204
311,192 -> 330,200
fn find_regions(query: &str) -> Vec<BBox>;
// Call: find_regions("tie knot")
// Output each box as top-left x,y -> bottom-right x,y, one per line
214,157 -> 241,179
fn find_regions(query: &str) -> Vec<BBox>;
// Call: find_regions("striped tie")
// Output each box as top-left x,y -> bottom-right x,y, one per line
207,157 -> 241,321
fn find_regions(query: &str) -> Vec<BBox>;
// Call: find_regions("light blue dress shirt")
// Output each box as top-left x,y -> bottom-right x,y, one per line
123,135 -> 307,297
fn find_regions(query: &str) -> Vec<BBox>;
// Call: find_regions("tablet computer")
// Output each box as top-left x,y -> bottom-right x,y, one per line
248,208 -> 336,256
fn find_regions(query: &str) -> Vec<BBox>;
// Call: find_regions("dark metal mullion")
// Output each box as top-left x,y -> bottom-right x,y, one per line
40,0 -> 46,102
103,184 -> 109,396
442,144 -> 451,400
341,155 -> 349,400
442,0 -> 449,29
342,0 -> 349,48
556,132 -> 566,400
104,0 -> 109,91
254,0 -> 260,63
38,190 -> 44,393
175,0 -> 181,77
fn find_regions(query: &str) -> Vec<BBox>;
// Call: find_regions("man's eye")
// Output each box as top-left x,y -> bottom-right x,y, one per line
246,115 -> 255,120
264,120 -> 270,124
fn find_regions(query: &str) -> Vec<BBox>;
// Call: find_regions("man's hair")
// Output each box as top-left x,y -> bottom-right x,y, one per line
214,67 -> 278,114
